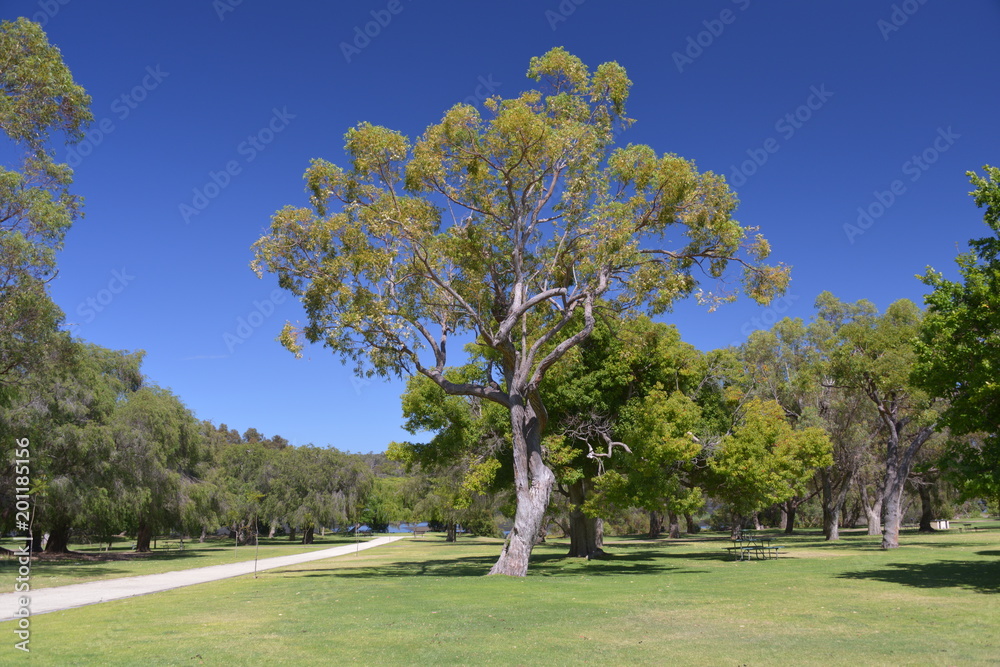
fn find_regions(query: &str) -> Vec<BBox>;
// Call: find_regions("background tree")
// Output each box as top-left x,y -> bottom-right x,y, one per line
740,315 -> 877,538
111,386 -> 204,552
821,293 -> 941,549
0,339 -> 142,552
252,48 -> 788,576
707,398 -> 832,536
915,165 -> 1000,504
0,18 -> 92,398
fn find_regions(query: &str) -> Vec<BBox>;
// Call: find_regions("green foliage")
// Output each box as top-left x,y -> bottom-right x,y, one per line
0,19 -> 93,391
708,399 -> 833,518
915,166 -> 1000,501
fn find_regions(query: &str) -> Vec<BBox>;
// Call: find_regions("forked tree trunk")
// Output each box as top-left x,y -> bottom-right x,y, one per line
860,484 -> 883,536
648,511 -> 663,539
567,479 -> 604,558
135,520 -> 153,553
301,526 -> 314,544
489,398 -> 555,576
667,511 -> 681,539
782,501 -> 796,535
685,514 -> 700,534
881,426 -> 934,549
447,523 -> 457,543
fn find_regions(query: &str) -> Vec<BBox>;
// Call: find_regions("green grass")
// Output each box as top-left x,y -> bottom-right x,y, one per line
0,534 -> 377,592
4,527 -> 1000,665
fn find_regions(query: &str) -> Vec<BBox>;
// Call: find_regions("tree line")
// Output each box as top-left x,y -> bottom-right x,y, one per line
2,23 -> 996,573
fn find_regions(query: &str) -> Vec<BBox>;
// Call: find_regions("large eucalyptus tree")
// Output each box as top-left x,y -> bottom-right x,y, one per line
252,48 -> 787,575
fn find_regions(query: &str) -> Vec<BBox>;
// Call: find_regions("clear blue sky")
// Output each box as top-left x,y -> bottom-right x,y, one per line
8,0 -> 1000,452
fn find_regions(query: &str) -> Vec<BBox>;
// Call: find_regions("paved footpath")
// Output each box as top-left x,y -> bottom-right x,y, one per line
0,535 -> 407,621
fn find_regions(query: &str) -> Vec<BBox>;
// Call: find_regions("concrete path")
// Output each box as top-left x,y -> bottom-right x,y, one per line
0,535 -> 407,621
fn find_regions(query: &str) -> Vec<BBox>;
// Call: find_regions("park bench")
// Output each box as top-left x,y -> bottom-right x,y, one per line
958,523 -> 978,532
411,526 -> 431,538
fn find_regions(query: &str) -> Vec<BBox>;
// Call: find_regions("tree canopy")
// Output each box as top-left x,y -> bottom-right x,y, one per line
915,165 -> 1000,502
252,47 -> 788,575
0,18 -> 92,397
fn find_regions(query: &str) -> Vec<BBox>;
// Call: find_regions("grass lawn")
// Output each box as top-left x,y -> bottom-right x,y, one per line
0,534 -> 376,593
4,526 -> 999,665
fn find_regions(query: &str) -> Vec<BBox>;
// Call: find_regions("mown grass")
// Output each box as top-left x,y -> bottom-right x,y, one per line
4,525 -> 999,665
0,534 -> 375,593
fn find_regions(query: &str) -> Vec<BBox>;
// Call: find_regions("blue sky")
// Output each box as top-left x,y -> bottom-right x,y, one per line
7,0 -> 1000,452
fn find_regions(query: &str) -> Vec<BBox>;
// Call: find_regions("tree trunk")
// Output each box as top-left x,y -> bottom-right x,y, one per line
730,513 -> 743,540
648,510 -> 663,539
534,516 -> 549,545
821,467 -> 854,541
447,522 -> 457,543
685,514 -> 700,534
860,484 -> 883,536
667,510 -> 681,539
489,397 -> 555,576
199,527 -> 207,543
882,474 -> 904,548
566,478 -> 604,558
135,520 -> 153,553
881,425 -> 934,549
268,524 -> 276,538
44,524 -> 71,553
301,526 -> 314,544
918,482 -> 935,532
752,512 -> 763,530
783,500 -> 796,535
288,527 -> 296,542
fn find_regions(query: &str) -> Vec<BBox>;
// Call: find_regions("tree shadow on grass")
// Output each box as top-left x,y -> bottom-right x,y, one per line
287,549 -> 702,579
837,559 -> 1000,594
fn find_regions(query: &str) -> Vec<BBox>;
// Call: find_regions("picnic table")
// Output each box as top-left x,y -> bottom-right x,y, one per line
725,530 -> 783,561
411,526 -> 431,538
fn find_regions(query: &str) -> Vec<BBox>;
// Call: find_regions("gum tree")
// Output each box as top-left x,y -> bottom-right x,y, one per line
0,19 -> 92,396
915,166 -> 1000,503
252,48 -> 788,576
821,293 -> 940,549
